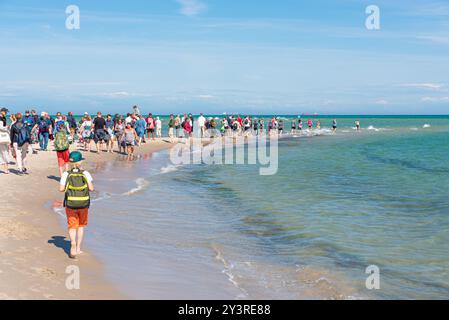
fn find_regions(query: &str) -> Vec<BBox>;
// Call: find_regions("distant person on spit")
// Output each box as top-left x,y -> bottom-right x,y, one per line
59,151 -> 94,259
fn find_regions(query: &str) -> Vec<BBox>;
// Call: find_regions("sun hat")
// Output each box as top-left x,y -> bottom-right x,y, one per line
69,151 -> 85,163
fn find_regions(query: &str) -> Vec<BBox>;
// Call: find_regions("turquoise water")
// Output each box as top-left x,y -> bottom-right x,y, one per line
61,116 -> 449,299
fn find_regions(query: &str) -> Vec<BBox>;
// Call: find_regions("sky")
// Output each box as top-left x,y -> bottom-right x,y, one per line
1,0 -> 449,114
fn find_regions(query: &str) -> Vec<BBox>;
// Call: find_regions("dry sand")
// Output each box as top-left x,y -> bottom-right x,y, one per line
0,139 -> 174,300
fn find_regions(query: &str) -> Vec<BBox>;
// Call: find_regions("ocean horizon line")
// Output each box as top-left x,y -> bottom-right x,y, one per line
41,113 -> 449,117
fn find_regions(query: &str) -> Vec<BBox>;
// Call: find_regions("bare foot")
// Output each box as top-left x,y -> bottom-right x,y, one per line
70,243 -> 77,259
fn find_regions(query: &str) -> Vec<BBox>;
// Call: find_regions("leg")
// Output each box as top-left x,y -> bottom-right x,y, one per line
0,145 -> 9,173
68,228 -> 77,258
76,227 -> 84,254
13,143 -> 23,171
44,133 -> 49,150
39,133 -> 44,150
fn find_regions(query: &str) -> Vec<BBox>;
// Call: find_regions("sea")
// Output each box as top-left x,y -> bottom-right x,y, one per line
53,115 -> 449,299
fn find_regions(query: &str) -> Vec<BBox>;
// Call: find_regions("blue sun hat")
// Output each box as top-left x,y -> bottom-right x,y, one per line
69,151 -> 85,163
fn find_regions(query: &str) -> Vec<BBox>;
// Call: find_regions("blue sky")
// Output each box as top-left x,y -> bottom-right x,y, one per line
1,0 -> 449,114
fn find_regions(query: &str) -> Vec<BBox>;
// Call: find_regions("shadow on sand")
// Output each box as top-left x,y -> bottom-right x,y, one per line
47,175 -> 61,182
48,236 -> 70,257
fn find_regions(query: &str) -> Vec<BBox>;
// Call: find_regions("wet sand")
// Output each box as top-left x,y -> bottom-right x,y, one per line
0,139 -> 173,299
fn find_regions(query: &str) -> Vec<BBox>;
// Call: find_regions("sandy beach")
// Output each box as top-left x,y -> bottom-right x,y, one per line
0,139 -> 173,300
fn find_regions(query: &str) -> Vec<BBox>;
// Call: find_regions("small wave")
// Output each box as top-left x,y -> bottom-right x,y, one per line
212,244 -> 248,298
160,165 -> 181,174
123,178 -> 149,196
410,127 -> 419,131
92,192 -> 112,203
367,125 -> 380,132
423,124 -> 431,129
314,129 -> 333,136
52,207 -> 65,217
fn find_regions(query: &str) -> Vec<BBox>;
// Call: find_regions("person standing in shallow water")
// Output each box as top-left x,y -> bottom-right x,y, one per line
332,119 -> 337,133
59,151 -> 94,259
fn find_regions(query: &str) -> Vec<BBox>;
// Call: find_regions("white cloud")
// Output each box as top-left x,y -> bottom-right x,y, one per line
401,83 -> 444,90
176,0 -> 207,17
416,35 -> 449,45
197,94 -> 214,100
101,91 -> 131,98
375,99 -> 389,105
421,96 -> 449,102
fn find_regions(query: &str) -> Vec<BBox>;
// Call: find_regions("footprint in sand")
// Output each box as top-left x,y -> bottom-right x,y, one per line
31,267 -> 58,280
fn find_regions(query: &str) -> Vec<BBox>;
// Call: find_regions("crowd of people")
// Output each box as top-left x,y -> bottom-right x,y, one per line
0,105 -> 363,176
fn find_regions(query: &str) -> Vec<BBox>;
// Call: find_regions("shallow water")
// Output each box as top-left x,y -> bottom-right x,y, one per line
56,116 -> 449,299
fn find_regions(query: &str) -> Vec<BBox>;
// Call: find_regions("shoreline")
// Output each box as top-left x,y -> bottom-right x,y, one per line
0,139 -> 174,300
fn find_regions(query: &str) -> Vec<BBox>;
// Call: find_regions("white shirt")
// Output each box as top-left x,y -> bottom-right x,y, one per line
125,116 -> 133,125
82,120 -> 92,128
197,116 -> 206,127
156,119 -> 162,129
60,170 -> 93,187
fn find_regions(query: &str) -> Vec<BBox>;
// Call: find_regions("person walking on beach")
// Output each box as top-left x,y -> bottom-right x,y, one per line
355,119 -> 361,131
114,119 -> 125,154
197,113 -> 206,138
0,107 -> 8,127
10,112 -> 31,174
332,119 -> 337,133
156,117 -> 162,138
54,123 -> 71,177
189,113 -> 195,137
146,113 -> 155,141
106,114 -> 115,153
93,112 -> 109,153
183,116 -> 193,139
124,122 -> 138,160
175,115 -> 181,138
59,151 -> 94,259
298,118 -> 303,132
168,114 -> 176,142
135,115 -> 147,146
38,112 -> 52,151
67,112 -> 77,141
23,110 -> 38,154
0,108 -> 10,174
80,115 -> 93,152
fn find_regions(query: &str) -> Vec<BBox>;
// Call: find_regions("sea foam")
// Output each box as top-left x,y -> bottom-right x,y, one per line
123,178 -> 149,196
